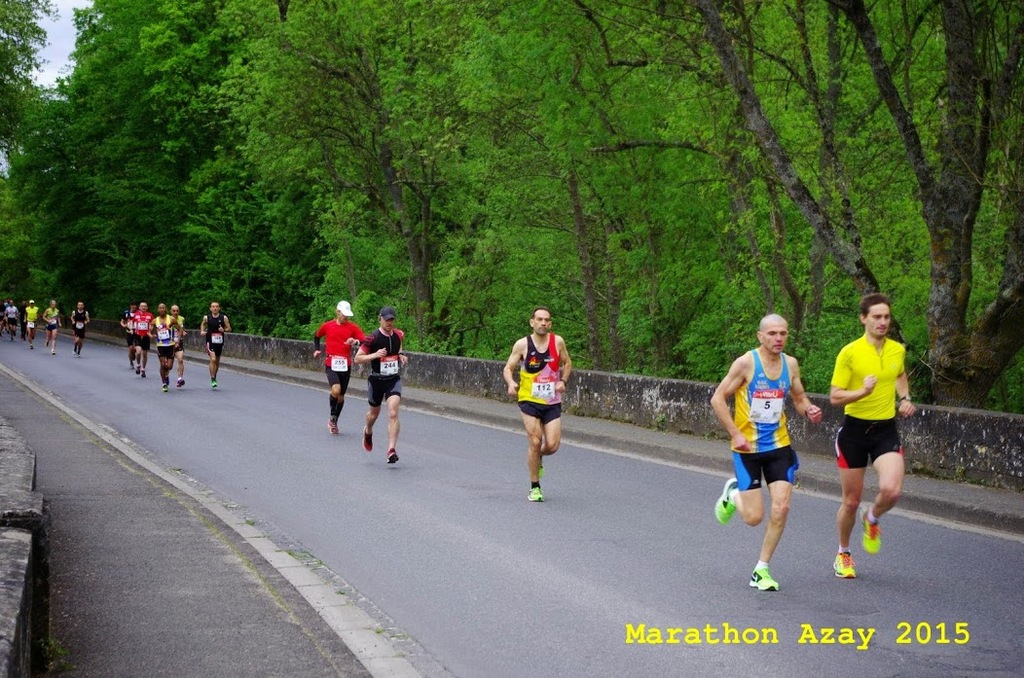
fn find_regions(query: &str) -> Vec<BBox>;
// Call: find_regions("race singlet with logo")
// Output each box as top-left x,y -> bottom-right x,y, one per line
517,335 -> 562,406
153,318 -> 174,346
734,350 -> 792,453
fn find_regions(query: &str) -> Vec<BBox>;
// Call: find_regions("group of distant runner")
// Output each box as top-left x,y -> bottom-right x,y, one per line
2,297 -> 232,393
119,301 -> 232,392
1,298 -> 90,356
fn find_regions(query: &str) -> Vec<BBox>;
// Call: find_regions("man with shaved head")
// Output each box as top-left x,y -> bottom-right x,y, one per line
710,313 -> 822,591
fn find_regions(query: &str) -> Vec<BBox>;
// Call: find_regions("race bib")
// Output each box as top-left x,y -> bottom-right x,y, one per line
330,356 -> 349,372
531,381 -> 556,400
75,322 -> 84,329
210,332 -> 224,345
157,328 -> 171,341
379,356 -> 399,376
136,321 -> 149,331
750,389 -> 784,424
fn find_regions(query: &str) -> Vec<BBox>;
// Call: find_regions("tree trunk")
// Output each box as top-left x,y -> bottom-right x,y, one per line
700,0 -> 1024,407
694,0 -> 883,298
567,166 -> 605,368
378,136 -> 432,336
838,0 -> 1024,406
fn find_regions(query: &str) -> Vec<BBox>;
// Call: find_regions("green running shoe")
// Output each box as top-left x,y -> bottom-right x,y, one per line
749,566 -> 779,591
528,487 -> 544,502
833,552 -> 857,578
714,478 -> 738,524
862,511 -> 882,554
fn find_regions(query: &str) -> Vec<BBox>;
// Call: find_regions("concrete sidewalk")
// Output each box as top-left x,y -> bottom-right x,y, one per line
0,375 -> 372,678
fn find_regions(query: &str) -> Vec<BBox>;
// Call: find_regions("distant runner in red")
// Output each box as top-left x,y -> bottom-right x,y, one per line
131,302 -> 155,378
313,301 -> 366,435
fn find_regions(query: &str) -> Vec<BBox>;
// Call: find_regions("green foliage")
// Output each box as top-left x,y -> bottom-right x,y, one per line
0,0 -> 53,152
3,0 -> 1022,412
0,178 -> 33,296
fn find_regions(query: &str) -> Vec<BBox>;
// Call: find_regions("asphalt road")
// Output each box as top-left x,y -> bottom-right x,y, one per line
2,336 -> 1022,677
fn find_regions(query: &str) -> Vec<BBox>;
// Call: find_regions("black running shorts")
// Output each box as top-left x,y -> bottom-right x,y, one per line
518,401 -> 562,425
835,416 -> 902,469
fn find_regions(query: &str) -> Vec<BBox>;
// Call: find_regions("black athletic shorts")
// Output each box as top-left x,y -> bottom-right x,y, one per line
135,335 -> 151,351
206,342 -> 224,357
732,446 -> 799,491
156,345 -> 175,360
518,401 -> 562,425
126,332 -> 136,346
324,364 -> 352,392
835,415 -> 903,469
367,376 -> 402,407
73,327 -> 86,338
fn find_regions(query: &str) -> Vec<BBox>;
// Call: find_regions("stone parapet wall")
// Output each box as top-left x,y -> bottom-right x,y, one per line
0,529 -> 33,678
0,416 -> 48,675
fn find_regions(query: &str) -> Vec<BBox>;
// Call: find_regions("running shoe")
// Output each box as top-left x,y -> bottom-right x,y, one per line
749,566 -> 780,591
140,370 -> 146,378
51,350 -> 56,355
362,429 -> 372,452
136,365 -> 141,375
211,379 -> 218,389
714,478 -> 739,525
328,419 -> 339,435
176,378 -> 184,388
386,448 -> 399,464
862,511 -> 882,554
162,384 -> 169,393
833,552 -> 857,578
29,344 -> 33,349
528,487 -> 544,502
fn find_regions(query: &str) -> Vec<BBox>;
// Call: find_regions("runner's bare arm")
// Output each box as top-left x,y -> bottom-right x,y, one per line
503,338 -> 527,396
710,353 -> 753,451
787,356 -> 822,423
556,336 -> 572,387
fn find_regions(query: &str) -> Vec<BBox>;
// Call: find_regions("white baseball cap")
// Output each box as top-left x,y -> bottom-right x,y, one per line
336,300 -> 354,317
